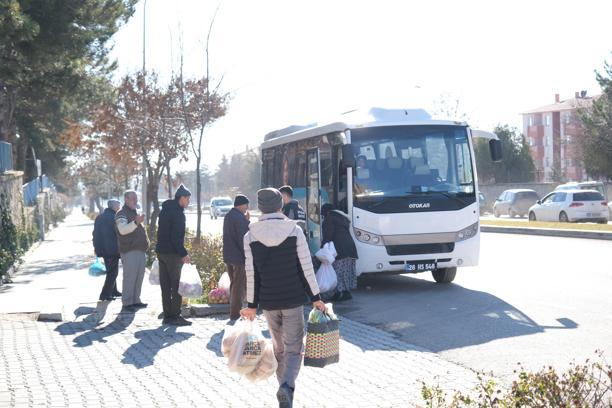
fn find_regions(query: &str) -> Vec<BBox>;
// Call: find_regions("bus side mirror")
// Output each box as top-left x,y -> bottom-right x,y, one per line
489,139 -> 502,162
341,144 -> 356,168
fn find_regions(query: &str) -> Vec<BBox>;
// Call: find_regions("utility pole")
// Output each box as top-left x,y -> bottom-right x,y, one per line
141,0 -> 148,223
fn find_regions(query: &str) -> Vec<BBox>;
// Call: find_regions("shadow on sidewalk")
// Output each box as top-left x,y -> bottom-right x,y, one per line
121,326 -> 194,369
69,308 -> 136,347
334,274 -> 579,353
55,301 -> 111,336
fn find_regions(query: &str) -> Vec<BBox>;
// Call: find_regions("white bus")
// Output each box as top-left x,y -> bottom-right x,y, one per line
260,108 -> 501,283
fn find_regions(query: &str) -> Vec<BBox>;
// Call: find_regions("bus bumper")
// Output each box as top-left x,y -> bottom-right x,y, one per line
355,231 -> 480,275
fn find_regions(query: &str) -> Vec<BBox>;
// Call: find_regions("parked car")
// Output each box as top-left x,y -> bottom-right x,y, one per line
209,197 -> 233,219
555,181 -> 612,219
493,189 -> 539,218
528,189 -> 608,223
478,192 -> 487,215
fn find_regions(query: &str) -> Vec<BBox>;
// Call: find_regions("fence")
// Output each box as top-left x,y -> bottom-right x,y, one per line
23,175 -> 54,206
0,141 -> 12,173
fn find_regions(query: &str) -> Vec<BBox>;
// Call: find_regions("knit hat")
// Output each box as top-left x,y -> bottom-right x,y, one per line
174,184 -> 191,199
257,188 -> 283,214
234,194 -> 249,207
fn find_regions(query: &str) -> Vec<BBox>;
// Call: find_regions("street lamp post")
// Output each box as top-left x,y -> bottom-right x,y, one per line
141,0 -> 148,223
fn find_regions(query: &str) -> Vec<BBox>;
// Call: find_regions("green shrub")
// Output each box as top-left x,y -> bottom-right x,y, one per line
186,234 -> 226,303
422,352 -> 612,407
0,193 -> 27,277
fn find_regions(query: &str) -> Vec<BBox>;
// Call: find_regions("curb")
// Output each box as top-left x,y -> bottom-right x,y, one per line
189,303 -> 229,317
481,225 -> 612,240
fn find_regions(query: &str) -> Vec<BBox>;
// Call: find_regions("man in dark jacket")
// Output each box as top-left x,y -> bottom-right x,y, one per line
156,184 -> 192,326
279,185 -> 306,229
222,194 -> 250,321
241,188 -> 325,408
93,199 -> 122,301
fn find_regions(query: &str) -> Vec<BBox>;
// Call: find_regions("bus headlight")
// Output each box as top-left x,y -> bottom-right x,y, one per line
354,228 -> 383,245
455,222 -> 479,242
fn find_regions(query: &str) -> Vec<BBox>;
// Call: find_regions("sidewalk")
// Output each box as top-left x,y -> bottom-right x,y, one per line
1,210 -> 480,407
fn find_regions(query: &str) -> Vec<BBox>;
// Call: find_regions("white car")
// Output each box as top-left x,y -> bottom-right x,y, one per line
209,197 -> 233,219
528,189 -> 608,224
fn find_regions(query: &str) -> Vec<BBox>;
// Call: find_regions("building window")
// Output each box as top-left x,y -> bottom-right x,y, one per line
545,115 -> 551,127
528,116 -> 533,126
564,112 -> 571,124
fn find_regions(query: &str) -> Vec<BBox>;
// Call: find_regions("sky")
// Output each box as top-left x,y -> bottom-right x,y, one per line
109,0 -> 612,172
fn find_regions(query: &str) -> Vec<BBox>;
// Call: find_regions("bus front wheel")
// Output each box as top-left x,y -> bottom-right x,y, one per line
432,267 -> 457,284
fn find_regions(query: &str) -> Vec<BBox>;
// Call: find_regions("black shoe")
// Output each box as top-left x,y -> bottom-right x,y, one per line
121,305 -> 137,312
336,291 -> 352,302
163,317 -> 192,326
133,303 -> 148,309
158,312 -> 164,319
112,291 -> 122,298
277,383 -> 294,408
330,292 -> 342,302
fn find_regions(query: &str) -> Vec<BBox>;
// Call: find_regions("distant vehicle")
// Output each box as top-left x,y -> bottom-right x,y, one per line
493,189 -> 539,218
528,189 -> 608,223
478,192 -> 487,215
555,181 -> 606,197
209,197 -> 233,219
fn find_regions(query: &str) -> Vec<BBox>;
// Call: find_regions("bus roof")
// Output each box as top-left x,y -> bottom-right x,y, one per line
261,108 -> 467,149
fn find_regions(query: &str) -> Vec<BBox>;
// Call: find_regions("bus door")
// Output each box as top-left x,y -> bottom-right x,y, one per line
306,148 -> 322,253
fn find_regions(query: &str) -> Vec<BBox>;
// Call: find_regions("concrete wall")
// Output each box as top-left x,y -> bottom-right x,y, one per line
0,170 -> 25,228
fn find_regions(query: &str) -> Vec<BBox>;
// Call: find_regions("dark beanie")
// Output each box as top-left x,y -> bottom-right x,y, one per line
174,184 -> 191,199
321,203 -> 334,218
234,194 -> 249,207
257,188 -> 283,214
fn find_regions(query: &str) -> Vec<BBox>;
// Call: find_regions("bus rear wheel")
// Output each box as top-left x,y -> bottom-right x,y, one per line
432,267 -> 457,283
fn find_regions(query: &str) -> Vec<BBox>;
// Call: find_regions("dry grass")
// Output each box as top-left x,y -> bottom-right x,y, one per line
481,219 -> 612,232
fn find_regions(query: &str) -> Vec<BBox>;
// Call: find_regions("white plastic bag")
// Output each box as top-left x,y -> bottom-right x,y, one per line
226,319 -> 267,375
218,272 -> 231,290
316,263 -> 337,293
315,242 -> 337,264
315,242 -> 337,292
245,341 -> 278,383
149,259 -> 160,285
178,264 -> 202,298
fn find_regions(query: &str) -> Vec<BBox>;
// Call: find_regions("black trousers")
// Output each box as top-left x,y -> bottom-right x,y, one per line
99,255 -> 120,299
158,253 -> 183,319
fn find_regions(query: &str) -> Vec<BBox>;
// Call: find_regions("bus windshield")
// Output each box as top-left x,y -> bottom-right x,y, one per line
351,125 -> 475,213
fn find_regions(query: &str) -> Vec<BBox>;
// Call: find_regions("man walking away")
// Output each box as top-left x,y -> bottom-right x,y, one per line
222,194 -> 250,321
115,190 -> 149,311
279,185 -> 306,229
93,199 -> 122,301
156,185 -> 192,326
241,188 -> 326,408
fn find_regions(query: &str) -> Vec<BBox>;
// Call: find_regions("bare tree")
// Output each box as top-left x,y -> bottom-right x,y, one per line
176,7 -> 228,241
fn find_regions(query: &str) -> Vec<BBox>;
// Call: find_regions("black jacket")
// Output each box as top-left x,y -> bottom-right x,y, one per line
155,199 -> 188,257
282,199 -> 306,222
223,207 -> 250,264
322,210 -> 358,260
93,208 -> 119,257
244,213 -> 321,311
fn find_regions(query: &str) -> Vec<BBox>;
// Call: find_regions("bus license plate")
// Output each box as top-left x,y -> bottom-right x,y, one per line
405,261 -> 437,273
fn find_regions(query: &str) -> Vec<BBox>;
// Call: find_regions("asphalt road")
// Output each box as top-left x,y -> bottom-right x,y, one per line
334,233 -> 612,383
185,211 -> 612,383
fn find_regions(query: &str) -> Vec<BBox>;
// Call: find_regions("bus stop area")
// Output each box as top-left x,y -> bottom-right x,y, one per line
0,210 -> 479,407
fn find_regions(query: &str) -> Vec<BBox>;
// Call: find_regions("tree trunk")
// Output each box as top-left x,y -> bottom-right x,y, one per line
147,174 -> 161,237
195,155 -> 202,241
166,162 -> 172,199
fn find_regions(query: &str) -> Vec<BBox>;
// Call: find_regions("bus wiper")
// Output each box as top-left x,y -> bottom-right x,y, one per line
407,190 -> 469,206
